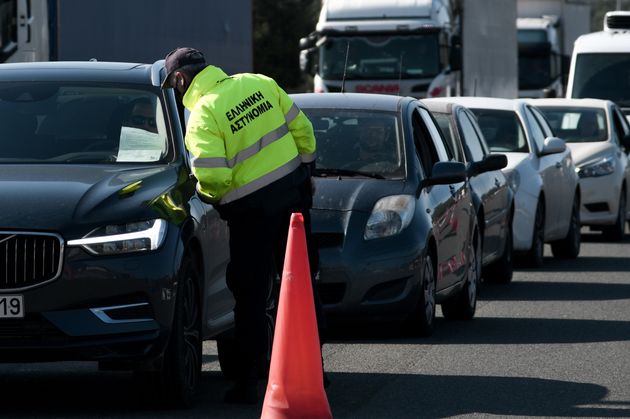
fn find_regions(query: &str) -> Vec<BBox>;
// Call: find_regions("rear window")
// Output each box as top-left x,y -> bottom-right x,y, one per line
0,82 -> 171,164
301,108 -> 404,179
537,107 -> 608,143
470,109 -> 529,153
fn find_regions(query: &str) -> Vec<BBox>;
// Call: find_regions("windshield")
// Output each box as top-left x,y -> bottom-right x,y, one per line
470,109 -> 530,153
301,108 -> 404,179
0,82 -> 170,164
319,34 -> 440,80
571,53 -> 630,107
537,107 -> 608,143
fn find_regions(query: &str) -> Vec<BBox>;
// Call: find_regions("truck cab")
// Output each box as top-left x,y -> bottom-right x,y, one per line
567,11 -> 630,121
299,0 -> 452,97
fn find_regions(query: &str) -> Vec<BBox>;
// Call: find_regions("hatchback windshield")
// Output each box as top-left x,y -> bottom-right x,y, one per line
571,53 -> 630,107
471,109 -> 530,153
537,107 -> 608,142
301,108 -> 404,178
320,34 -> 440,80
0,82 -> 170,163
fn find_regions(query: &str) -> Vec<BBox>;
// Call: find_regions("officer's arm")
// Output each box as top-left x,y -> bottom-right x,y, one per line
185,111 -> 232,203
275,82 -> 316,165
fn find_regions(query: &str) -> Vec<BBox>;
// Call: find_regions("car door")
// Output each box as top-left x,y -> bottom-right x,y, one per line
524,105 -> 567,238
459,109 -> 510,261
415,106 -> 470,291
611,105 -> 630,216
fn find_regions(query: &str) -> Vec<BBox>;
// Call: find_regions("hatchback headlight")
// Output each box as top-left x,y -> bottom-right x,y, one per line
577,156 -> 616,178
68,219 -> 167,255
364,195 -> 415,240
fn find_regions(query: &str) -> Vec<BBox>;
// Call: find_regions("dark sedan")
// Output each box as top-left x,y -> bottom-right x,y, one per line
424,99 -> 514,283
291,93 -> 480,336
0,61 -> 236,407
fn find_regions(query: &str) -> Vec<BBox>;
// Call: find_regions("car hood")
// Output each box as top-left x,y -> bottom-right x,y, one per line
0,164 -> 179,235
502,152 -> 529,171
313,178 -> 406,212
566,142 -> 615,167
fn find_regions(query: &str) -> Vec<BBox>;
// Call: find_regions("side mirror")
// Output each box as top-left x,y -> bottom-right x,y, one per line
449,36 -> 462,72
299,35 -> 315,50
622,133 -> 630,151
539,137 -> 566,156
299,48 -> 316,75
424,161 -> 467,186
469,153 -> 508,176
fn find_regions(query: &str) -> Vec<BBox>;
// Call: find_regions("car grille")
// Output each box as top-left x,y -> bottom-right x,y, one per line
0,232 -> 63,290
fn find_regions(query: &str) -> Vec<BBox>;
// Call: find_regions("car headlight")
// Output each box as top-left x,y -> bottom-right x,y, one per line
364,195 -> 415,240
505,170 -> 520,192
577,156 -> 616,178
68,219 -> 167,255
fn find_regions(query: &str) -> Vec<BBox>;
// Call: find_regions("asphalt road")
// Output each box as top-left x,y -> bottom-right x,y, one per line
1,229 -> 629,419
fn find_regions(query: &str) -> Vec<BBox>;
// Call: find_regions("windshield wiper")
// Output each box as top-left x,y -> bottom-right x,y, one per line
314,168 -> 385,179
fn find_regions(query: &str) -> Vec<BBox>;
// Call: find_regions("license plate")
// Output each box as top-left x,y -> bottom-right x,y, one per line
0,295 -> 24,318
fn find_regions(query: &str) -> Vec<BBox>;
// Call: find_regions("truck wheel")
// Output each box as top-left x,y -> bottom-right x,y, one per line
159,255 -> 202,408
442,227 -> 480,320
551,194 -> 581,258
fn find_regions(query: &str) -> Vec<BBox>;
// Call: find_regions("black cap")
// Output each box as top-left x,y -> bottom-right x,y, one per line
161,47 -> 206,89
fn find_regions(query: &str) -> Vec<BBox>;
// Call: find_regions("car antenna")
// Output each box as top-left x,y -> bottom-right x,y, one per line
341,41 -> 350,94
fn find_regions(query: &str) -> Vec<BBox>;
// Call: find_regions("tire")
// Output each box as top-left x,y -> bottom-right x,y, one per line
522,199 -> 545,268
484,216 -> 513,283
158,255 -> 202,408
406,251 -> 436,336
551,193 -> 581,259
442,227 -> 480,320
603,189 -> 626,241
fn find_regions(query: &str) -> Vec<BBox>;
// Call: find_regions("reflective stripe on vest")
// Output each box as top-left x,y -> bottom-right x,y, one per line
191,103 -> 302,170
219,156 -> 302,205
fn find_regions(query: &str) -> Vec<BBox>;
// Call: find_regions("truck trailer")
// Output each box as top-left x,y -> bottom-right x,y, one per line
299,0 -> 517,98
0,0 -> 252,73
516,0 -> 591,98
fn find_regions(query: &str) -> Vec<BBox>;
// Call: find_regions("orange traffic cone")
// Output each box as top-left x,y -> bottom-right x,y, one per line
261,213 -> 332,419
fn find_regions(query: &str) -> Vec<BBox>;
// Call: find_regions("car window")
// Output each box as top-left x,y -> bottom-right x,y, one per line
537,106 -> 608,143
419,108 -> 450,162
411,109 -> 440,177
523,106 -> 546,153
300,108 -> 404,179
458,110 -> 485,162
471,108 -> 530,153
612,107 -> 629,145
529,106 -> 554,138
0,82 -> 170,163
433,112 -> 465,163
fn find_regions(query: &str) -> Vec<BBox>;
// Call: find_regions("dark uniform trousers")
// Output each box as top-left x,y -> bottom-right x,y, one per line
217,164 -> 326,381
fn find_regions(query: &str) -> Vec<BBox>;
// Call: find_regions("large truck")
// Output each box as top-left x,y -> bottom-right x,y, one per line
0,0 -> 252,73
516,0 -> 590,98
298,0 -> 517,98
566,11 -> 630,119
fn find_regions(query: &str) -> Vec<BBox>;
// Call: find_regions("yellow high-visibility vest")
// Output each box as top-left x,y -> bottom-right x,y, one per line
183,65 -> 316,205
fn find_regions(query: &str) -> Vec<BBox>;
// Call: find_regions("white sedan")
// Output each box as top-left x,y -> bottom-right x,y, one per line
530,98 -> 630,240
431,97 -> 581,267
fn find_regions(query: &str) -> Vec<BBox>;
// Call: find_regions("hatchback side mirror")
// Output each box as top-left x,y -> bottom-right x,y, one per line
539,137 -> 566,156
424,161 -> 467,187
469,153 -> 508,176
621,133 -> 630,151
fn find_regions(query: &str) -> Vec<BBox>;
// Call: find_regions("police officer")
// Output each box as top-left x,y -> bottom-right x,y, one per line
161,47 -> 325,404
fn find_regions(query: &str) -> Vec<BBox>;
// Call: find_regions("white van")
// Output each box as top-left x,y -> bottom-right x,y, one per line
566,11 -> 630,121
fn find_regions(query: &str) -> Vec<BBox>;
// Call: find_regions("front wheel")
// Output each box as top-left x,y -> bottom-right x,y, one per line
442,227 -> 480,320
603,189 -> 626,241
551,193 -> 581,258
405,251 -> 436,336
158,255 -> 202,408
522,199 -> 545,268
